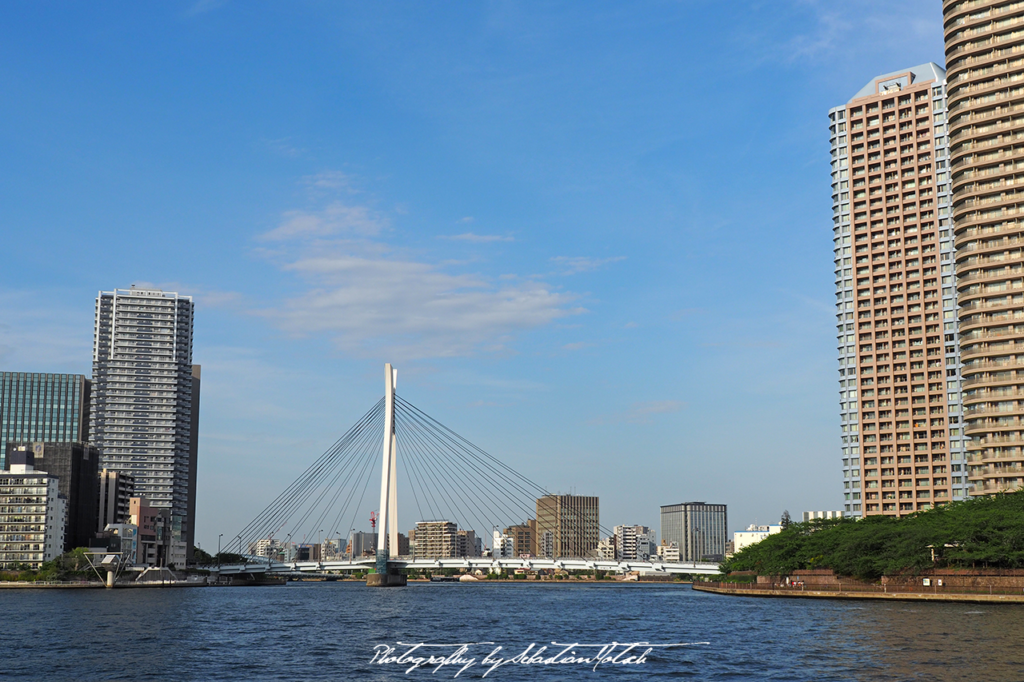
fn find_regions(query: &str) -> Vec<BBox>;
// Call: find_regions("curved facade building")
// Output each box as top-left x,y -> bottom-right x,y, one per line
944,0 -> 1024,495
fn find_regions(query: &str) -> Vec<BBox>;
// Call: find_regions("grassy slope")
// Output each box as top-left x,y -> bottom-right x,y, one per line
723,491 -> 1024,581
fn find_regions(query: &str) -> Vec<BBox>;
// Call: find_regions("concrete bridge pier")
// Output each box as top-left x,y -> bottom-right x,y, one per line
366,552 -> 407,587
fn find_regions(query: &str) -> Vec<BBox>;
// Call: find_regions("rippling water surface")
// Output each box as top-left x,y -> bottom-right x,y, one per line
4,582 -> 1024,680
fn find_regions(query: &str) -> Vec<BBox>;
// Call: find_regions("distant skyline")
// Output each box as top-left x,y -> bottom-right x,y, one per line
0,1 -> 945,551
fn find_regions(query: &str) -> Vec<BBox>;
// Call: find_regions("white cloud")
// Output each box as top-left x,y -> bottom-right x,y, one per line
259,201 -> 387,241
262,254 -> 583,360
551,255 -> 626,274
439,233 -> 514,243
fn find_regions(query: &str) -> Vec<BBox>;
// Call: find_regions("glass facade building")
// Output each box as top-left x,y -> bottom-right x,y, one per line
660,502 -> 727,562
0,372 -> 90,470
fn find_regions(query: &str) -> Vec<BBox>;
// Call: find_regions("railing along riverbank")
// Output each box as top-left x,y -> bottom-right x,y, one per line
694,580 -> 1024,603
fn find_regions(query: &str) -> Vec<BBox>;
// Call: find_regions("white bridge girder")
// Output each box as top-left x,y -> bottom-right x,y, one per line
212,558 -> 722,576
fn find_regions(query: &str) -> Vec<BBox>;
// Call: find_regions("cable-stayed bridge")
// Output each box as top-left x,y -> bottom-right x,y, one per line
214,365 -> 720,583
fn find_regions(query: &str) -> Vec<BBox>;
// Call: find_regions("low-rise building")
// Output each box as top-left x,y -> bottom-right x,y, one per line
129,497 -> 173,568
596,537 -> 616,560
655,541 -> 680,562
0,447 -> 66,569
732,524 -> 783,554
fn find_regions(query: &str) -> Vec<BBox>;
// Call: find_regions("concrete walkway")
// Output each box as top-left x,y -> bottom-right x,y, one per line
692,583 -> 1024,604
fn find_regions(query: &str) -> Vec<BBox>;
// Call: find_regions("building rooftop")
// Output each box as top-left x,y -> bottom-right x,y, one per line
850,62 -> 946,102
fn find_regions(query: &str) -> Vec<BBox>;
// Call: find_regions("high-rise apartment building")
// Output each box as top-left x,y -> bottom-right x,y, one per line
0,372 -> 90,470
830,64 -> 967,517
535,494 -> 599,558
943,1 -> 1024,496
91,286 -> 199,567
660,502 -> 727,562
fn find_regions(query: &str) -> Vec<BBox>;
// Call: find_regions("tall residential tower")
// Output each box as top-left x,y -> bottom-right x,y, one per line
831,64 -> 967,517
943,1 -> 1024,496
90,286 -> 199,565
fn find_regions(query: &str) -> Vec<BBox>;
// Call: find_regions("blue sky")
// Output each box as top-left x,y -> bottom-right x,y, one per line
0,1 -> 946,551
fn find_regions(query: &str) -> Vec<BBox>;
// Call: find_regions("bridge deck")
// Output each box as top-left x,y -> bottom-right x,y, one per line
213,557 -> 721,576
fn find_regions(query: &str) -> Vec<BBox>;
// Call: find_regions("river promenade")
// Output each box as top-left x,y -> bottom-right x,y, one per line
694,581 -> 1024,604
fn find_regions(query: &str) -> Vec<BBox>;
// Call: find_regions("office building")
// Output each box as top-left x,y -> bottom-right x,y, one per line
660,502 -> 727,562
412,521 -> 458,559
0,372 -> 90,470
504,520 -> 536,557
0,447 -> 66,569
613,524 -> 656,561
732,524 -> 783,554
831,63 -> 966,516
348,531 -> 377,558
535,494 -> 599,558
7,442 -> 99,551
91,286 -> 198,566
596,537 -> 616,560
803,510 -> 845,522
943,2 -> 1024,496
98,468 -> 135,531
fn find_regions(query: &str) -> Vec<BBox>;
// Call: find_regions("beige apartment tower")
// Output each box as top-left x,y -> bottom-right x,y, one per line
831,64 -> 968,517
944,1 -> 1024,495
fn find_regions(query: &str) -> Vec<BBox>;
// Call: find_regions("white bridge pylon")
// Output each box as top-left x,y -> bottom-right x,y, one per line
376,363 -> 399,567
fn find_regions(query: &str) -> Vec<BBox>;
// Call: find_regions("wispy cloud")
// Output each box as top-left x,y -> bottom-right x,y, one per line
551,256 -> 626,275
259,201 -> 388,241
562,341 -> 593,351
263,255 -> 581,359
772,0 -> 943,64
262,137 -> 305,158
302,170 -> 356,194
590,400 -> 686,426
253,173 -> 583,360
439,233 -> 514,243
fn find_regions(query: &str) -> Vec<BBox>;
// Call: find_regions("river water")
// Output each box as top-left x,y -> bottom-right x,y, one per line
4,582 -> 1023,680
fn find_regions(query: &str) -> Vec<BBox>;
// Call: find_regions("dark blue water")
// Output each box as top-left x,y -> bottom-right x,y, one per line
3,582 -> 1023,680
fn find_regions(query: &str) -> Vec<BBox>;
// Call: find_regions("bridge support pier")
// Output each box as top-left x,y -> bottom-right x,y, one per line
367,552 -> 407,587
